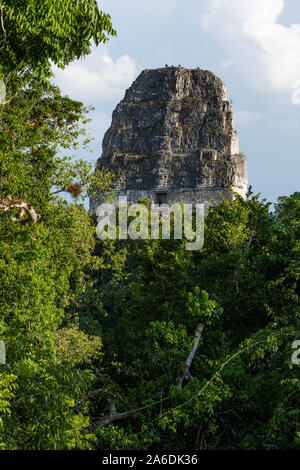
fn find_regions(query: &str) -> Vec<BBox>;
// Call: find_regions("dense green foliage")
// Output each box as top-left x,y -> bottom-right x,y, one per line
0,1 -> 299,451
0,75 -> 113,449
0,0 -> 116,84
0,0 -> 115,449
77,191 -> 299,450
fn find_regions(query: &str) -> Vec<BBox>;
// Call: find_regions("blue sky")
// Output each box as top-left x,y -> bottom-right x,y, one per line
54,0 -> 300,204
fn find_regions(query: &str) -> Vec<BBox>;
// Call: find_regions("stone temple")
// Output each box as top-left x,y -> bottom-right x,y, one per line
90,67 -> 247,211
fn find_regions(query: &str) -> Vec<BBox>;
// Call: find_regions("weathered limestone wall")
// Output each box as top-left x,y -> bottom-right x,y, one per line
91,66 -> 247,211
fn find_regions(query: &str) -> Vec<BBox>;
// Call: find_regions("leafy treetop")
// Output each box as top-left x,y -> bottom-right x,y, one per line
0,0 -> 116,83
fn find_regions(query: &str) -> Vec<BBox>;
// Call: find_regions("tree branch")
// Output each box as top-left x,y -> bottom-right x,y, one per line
0,199 -> 40,225
79,389 -> 138,432
0,6 -> 7,47
0,199 -> 41,225
176,323 -> 204,389
87,408 -> 135,432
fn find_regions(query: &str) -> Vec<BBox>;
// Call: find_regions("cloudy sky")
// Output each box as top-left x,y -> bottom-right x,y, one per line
54,0 -> 300,204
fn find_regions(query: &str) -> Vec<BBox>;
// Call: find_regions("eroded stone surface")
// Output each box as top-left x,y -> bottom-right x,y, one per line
91,67 -> 247,210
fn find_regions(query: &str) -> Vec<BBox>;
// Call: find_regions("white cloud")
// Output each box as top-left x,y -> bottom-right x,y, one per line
54,47 -> 139,102
201,0 -> 300,94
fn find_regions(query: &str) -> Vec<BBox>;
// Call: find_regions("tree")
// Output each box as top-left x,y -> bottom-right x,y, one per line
79,192 -> 299,450
0,76 -> 113,449
0,78 -> 113,205
0,0 -> 116,447
0,0 -> 116,84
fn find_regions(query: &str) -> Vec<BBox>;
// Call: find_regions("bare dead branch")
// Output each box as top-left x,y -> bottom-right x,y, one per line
85,395 -> 170,433
0,6 -> 7,47
0,199 -> 40,225
87,408 -> 135,432
176,323 -> 204,389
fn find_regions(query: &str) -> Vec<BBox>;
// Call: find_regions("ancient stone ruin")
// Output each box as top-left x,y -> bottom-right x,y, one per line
91,67 -> 247,211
